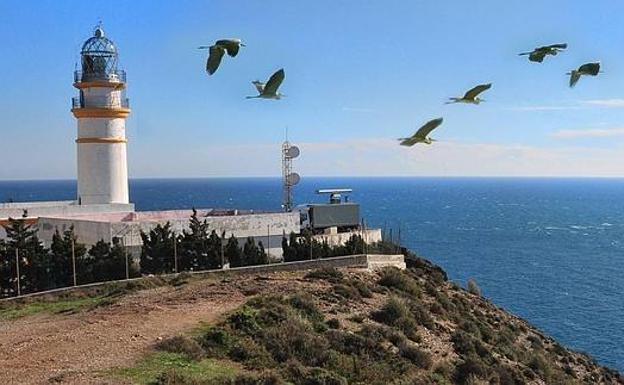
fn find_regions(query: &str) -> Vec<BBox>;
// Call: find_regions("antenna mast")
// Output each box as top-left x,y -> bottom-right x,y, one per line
281,133 -> 300,212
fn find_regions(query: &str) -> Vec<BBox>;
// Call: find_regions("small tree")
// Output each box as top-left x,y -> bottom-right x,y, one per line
141,222 -> 176,274
89,240 -> 135,282
225,235 -> 243,268
49,226 -> 87,288
180,209 -> 212,270
242,237 -> 269,266
2,211 -> 50,294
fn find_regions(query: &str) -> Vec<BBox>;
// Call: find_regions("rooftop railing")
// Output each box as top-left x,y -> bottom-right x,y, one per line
72,97 -> 130,109
74,69 -> 126,83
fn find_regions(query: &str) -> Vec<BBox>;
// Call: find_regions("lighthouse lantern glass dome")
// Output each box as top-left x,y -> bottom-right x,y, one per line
79,27 -> 121,82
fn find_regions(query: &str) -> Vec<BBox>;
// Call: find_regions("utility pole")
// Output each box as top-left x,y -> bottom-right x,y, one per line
15,248 -> 21,297
173,233 -> 178,273
220,234 -> 225,269
71,239 -> 77,286
267,225 -> 270,260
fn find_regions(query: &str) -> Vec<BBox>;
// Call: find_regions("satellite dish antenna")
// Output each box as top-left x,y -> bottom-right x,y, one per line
286,145 -> 300,159
286,172 -> 300,186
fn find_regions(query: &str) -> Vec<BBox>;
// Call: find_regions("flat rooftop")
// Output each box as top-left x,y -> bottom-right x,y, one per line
41,208 -> 282,223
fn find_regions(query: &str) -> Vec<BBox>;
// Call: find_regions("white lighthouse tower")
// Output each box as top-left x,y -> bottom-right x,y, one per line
72,26 -> 130,205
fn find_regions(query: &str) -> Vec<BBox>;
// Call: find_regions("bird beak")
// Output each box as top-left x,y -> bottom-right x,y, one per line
240,43 -> 246,47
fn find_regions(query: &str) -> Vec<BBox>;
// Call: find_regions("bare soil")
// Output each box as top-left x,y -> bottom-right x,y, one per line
0,272 -> 318,385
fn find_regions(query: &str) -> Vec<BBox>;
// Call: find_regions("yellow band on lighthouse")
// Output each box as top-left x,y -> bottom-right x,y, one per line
76,137 -> 127,144
72,107 -> 131,119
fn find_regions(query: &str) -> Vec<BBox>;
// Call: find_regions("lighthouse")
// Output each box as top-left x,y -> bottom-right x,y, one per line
72,26 -> 130,205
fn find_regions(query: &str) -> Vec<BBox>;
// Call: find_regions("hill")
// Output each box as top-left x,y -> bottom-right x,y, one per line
0,256 -> 622,384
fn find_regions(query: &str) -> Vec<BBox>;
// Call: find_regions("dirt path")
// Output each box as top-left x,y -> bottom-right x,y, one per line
0,273 -> 308,385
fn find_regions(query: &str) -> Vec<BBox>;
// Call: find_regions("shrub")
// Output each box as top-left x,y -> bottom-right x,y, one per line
454,356 -> 489,385
227,306 -> 262,335
326,318 -> 340,329
155,335 -> 203,360
333,284 -> 361,300
233,371 -> 286,385
284,362 -> 348,385
261,318 -> 330,367
398,342 -> 433,369
467,279 -> 481,296
197,327 -> 234,356
372,297 -> 419,339
228,338 -> 275,369
372,297 -> 410,325
378,268 -> 421,297
288,293 -> 324,323
304,267 -> 344,282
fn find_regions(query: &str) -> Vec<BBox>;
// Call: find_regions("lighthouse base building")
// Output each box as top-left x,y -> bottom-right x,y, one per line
0,27 -> 299,259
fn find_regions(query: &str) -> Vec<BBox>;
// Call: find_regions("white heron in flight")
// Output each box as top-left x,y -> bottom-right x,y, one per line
519,43 -> 567,63
198,39 -> 245,75
567,62 -> 601,88
247,69 -> 285,99
399,118 -> 443,146
446,83 -> 492,105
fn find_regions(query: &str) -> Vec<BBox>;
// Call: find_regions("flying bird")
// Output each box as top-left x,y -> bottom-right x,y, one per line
398,118 -> 443,146
519,43 -> 567,63
198,38 -> 245,75
567,62 -> 601,88
246,69 -> 285,99
447,83 -> 492,104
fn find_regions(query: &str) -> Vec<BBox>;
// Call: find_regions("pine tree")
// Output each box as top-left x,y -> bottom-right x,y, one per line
225,234 -> 243,267
0,238 -> 11,297
2,211 -> 50,294
180,209 -> 211,270
242,237 -> 268,266
140,222 -> 176,274
49,226 -> 87,287
89,240 -> 134,282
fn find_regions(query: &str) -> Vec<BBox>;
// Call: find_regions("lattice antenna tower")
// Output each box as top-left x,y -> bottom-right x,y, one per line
281,130 -> 300,212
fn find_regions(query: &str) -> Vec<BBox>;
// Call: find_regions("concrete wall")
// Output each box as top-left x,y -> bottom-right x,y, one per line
0,202 -> 134,239
312,229 -> 383,247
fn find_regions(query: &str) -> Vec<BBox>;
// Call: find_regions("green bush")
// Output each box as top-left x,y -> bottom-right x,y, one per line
261,318 -> 330,367
398,342 -> 433,369
304,267 -> 344,282
197,327 -> 234,356
228,338 -> 275,369
467,279 -> 481,296
155,336 -> 204,360
377,268 -> 420,297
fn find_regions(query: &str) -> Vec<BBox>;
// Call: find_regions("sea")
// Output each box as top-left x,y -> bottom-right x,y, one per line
1,177 -> 623,371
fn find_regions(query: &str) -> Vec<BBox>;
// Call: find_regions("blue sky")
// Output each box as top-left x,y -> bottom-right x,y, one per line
2,0 -> 624,178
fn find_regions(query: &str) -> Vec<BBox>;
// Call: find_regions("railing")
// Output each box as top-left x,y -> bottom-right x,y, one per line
74,69 -> 126,83
72,96 -> 130,109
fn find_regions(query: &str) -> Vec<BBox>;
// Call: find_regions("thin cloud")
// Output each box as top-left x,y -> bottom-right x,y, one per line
510,99 -> 624,111
551,127 -> 624,139
509,105 -> 582,111
581,99 -> 624,108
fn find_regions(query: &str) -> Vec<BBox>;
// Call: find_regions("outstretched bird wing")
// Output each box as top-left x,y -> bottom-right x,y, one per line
569,70 -> 581,88
579,62 -> 600,76
216,39 -> 241,57
252,81 -> 265,93
399,137 -> 420,146
545,43 -> 567,50
263,69 -> 285,96
414,117 -> 444,139
463,83 -> 492,100
206,45 -> 225,75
